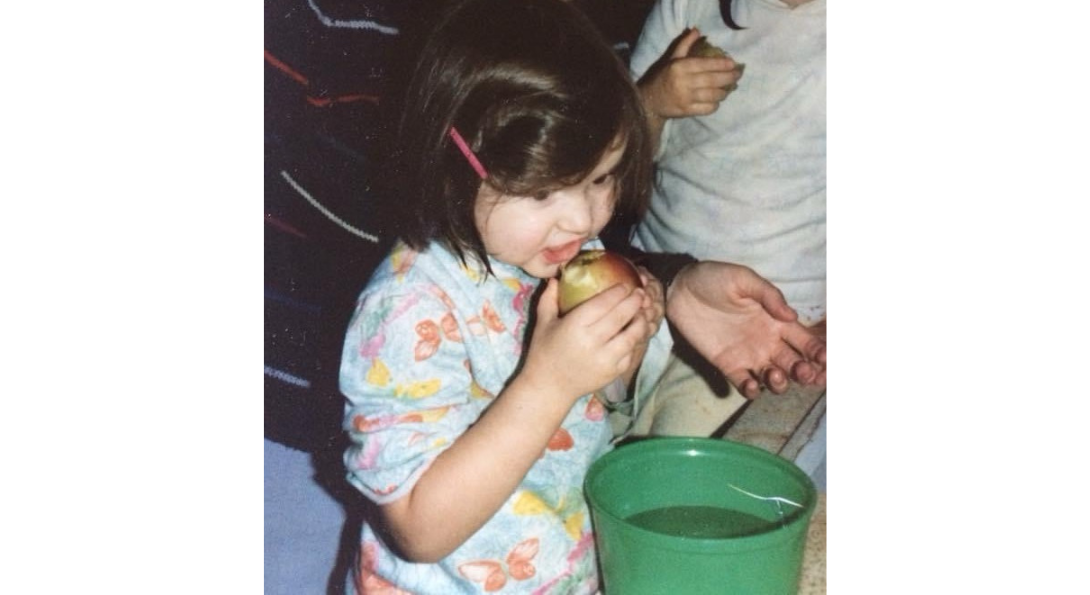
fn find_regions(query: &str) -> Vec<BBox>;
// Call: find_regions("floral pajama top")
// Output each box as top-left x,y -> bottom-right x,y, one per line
340,240 -> 672,594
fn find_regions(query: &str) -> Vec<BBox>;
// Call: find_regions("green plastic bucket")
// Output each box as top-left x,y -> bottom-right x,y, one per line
584,437 -> 817,594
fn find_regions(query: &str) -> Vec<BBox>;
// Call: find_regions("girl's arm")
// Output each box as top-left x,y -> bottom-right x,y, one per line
379,280 -> 652,562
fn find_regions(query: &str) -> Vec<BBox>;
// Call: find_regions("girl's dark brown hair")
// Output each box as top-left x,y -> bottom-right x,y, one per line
388,0 -> 653,272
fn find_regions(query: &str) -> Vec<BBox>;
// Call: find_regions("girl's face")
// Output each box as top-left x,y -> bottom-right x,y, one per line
474,140 -> 625,279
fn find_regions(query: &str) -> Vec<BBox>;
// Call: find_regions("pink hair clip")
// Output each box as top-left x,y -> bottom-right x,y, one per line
448,126 -> 489,180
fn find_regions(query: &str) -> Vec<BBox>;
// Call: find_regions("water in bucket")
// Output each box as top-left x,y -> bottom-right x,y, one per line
627,504 -> 773,539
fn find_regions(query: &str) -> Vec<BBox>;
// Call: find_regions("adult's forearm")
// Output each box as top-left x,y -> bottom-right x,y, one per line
623,246 -> 698,303
638,83 -> 667,156
645,108 -> 665,157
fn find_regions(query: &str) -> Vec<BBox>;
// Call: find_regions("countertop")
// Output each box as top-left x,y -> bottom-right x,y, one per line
720,384 -> 826,594
799,492 -> 826,595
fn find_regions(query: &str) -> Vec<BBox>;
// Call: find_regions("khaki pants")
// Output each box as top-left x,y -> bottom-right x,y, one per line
611,334 -> 748,439
611,330 -> 826,442
630,356 -> 746,438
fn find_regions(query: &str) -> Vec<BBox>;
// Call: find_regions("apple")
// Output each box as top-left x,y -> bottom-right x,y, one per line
557,250 -> 643,315
689,36 -> 728,59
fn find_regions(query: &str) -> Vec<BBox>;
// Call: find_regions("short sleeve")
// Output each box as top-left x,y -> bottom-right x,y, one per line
339,283 -> 484,504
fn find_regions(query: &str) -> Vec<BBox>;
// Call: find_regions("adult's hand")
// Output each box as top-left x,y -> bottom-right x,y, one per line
636,27 -> 743,152
666,261 -> 826,398
638,27 -> 742,119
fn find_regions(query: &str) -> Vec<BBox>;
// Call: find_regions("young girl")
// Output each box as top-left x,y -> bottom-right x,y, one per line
338,0 -> 671,592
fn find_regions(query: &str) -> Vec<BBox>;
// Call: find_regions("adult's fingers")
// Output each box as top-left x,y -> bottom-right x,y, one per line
769,343 -> 815,385
735,266 -> 798,323
763,366 -> 789,394
726,370 -> 761,399
671,27 -> 704,59
786,326 -> 826,366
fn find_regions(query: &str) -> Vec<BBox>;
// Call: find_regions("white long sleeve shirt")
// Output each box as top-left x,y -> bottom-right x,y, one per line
630,0 -> 826,323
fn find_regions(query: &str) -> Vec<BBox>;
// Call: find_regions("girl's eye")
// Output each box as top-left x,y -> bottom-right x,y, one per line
592,173 -> 615,186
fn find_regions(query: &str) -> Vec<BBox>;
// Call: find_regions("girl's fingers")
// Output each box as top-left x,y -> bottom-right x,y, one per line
568,286 -> 644,349
536,278 -> 560,323
568,283 -> 638,324
603,289 -> 645,330
567,284 -> 656,376
605,310 -> 653,373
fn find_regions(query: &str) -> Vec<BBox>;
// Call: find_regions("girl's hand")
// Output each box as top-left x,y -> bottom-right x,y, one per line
618,267 -> 665,387
638,28 -> 744,120
519,278 -> 653,403
636,266 -> 665,331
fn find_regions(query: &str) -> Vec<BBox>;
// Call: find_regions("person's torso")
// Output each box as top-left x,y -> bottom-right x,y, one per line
349,241 -> 613,594
632,0 -> 826,320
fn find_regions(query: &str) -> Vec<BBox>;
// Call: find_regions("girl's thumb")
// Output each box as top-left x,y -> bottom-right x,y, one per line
536,278 -> 560,322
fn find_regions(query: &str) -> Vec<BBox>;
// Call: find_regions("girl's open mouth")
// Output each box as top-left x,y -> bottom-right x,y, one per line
542,240 -> 584,265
